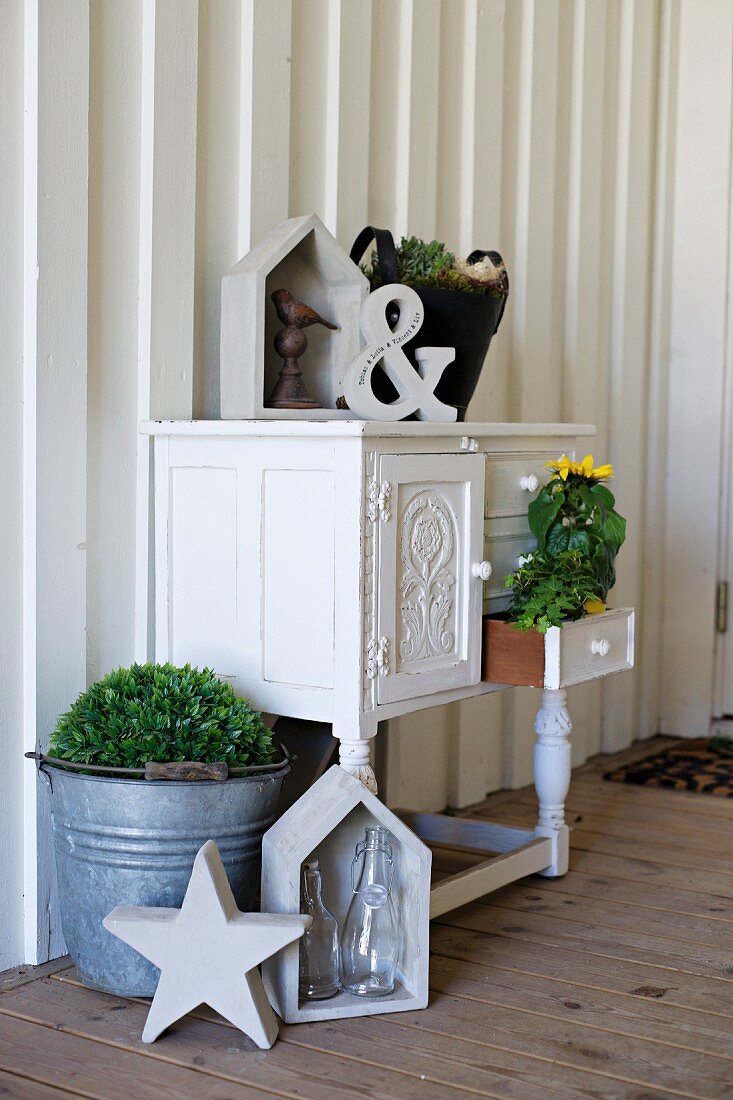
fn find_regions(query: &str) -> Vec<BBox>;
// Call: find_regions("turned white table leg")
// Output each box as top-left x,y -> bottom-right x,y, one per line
339,739 -> 378,794
533,688 -> 572,876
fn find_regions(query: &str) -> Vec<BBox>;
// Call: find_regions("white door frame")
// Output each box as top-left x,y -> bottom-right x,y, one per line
659,0 -> 733,737
713,74 -> 733,720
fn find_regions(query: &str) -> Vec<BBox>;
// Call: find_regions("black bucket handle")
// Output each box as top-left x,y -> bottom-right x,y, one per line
350,225 -> 399,286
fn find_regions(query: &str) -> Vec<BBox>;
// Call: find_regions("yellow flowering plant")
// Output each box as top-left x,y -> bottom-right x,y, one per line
527,454 -> 626,601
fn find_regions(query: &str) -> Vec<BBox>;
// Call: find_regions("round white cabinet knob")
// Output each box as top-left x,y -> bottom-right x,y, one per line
591,638 -> 610,657
472,560 -> 493,581
520,474 -> 539,492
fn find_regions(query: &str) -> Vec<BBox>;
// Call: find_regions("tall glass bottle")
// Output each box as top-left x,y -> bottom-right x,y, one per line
298,860 -> 341,1001
341,826 -> 399,996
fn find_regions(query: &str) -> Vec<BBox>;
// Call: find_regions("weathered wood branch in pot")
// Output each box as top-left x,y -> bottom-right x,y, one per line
144,761 -> 228,782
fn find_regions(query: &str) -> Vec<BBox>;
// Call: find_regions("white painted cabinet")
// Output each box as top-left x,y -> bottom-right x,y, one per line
145,421 -> 591,752
144,419 -> 634,913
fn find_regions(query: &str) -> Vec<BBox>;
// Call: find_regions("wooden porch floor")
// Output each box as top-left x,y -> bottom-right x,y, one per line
1,737 -> 732,1099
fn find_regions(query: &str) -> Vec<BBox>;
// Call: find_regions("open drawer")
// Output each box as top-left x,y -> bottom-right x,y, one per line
482,608 -> 635,688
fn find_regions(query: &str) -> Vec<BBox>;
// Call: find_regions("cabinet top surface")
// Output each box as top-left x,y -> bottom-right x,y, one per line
141,419 -> 595,439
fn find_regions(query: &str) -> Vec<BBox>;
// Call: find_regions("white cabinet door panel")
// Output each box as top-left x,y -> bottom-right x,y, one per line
376,453 -> 485,704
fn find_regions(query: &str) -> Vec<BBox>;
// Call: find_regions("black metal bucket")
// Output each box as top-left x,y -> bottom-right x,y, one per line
350,227 -> 509,420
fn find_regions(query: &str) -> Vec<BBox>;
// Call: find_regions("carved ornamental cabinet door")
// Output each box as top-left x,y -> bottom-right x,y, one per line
375,453 -> 486,704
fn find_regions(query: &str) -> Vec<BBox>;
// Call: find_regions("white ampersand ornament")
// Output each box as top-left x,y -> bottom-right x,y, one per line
343,284 -> 458,422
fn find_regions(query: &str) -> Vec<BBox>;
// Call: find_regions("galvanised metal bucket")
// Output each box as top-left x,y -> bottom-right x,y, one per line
43,758 -> 290,997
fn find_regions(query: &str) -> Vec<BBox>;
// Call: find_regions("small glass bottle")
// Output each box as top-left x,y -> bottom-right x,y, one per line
341,826 -> 399,997
298,860 -> 341,1001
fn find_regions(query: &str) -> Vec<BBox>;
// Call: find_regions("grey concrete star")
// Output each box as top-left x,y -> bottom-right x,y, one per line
104,840 -> 310,1048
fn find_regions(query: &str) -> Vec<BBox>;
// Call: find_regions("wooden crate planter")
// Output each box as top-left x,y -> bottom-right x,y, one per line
483,608 -> 635,688
261,765 -> 431,1023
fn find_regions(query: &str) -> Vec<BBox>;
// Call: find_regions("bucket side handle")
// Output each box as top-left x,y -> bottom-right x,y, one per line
467,249 -> 510,333
25,750 -> 53,792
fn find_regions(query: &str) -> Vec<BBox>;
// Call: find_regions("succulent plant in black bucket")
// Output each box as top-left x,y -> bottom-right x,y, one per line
350,227 -> 509,420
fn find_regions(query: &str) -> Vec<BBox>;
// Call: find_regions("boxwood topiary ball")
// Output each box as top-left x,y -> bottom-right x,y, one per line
50,663 -> 274,770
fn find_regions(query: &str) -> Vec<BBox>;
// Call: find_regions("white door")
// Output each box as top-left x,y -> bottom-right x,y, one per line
375,452 -> 486,705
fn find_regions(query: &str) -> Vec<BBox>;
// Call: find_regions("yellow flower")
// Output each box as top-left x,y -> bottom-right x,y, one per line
546,454 -> 574,481
545,454 -> 614,482
584,598 -> 606,614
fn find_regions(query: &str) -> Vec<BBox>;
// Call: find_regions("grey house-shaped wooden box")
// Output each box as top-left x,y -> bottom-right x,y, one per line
261,765 -> 431,1022
220,213 -> 368,419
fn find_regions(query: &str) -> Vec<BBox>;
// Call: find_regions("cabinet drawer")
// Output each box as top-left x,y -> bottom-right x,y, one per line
483,609 -> 634,688
484,453 -> 555,518
549,608 -> 634,687
483,519 -> 535,601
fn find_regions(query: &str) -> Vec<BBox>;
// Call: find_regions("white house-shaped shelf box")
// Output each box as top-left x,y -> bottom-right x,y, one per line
261,765 -> 431,1023
220,213 -> 369,419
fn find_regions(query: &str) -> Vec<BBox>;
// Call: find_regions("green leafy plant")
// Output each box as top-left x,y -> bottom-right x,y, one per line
504,551 -> 604,634
528,454 -> 626,600
362,236 -> 507,297
50,663 -> 275,770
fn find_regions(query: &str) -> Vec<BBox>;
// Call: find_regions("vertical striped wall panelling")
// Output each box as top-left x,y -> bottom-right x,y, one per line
87,0 -> 680,815
6,0 -> 727,969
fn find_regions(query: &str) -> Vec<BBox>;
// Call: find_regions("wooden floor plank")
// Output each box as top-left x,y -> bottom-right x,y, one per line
504,867 -> 733,923
437,901 -> 733,983
2,741 -> 732,1099
505,880 -> 733,943
573,737 -> 680,771
471,796 -> 733,855
47,969 -> 696,1100
471,805 -> 733,878
284,1012 -> 689,1100
565,848 -> 733,899
471,777 -> 727,826
428,954 -> 733,1058
430,859 -> 733,948
95,979 -> 700,1100
0,1011 -> 274,1099
430,924 -> 733,1017
0,956 -> 72,993
432,846 -> 733,926
2,977 -> 557,1100
383,994 -> 733,1098
509,781 -> 733,833
566,778 -> 733,819
0,1068 -> 82,1099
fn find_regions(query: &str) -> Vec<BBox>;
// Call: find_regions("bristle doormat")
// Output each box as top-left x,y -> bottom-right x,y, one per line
604,738 -> 733,798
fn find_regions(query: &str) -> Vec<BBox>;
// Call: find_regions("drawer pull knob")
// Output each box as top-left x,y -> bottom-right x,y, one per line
472,560 -> 493,581
520,474 -> 539,492
460,435 -> 479,452
591,638 -> 610,657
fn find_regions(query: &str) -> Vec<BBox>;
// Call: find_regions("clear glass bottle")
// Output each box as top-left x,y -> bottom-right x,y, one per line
341,826 -> 399,997
298,860 -> 341,1001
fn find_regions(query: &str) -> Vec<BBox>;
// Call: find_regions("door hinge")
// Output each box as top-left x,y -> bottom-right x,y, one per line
366,637 -> 391,679
367,479 -> 392,523
717,581 -> 728,634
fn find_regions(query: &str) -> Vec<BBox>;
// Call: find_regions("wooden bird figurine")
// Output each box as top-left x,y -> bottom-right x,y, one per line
265,289 -> 338,410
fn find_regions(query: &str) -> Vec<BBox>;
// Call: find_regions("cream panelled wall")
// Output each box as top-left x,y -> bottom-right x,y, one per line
5,0 -> 732,967
186,0 -> 665,813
